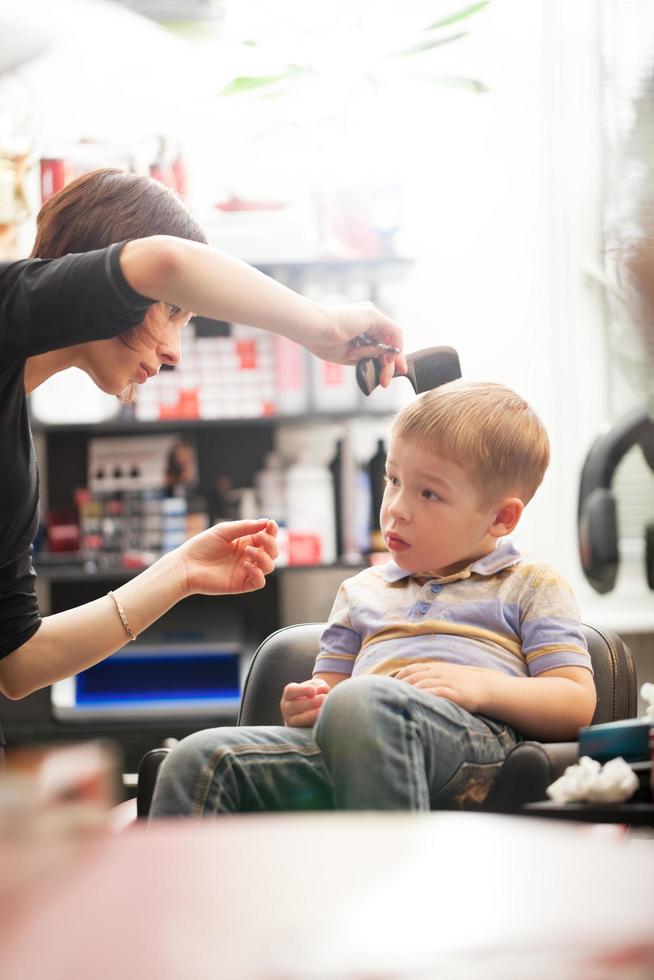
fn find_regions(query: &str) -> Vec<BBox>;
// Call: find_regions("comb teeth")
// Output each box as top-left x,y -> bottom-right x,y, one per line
406,347 -> 462,394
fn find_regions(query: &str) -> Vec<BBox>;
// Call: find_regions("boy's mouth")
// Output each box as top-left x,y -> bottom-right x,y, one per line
385,532 -> 410,552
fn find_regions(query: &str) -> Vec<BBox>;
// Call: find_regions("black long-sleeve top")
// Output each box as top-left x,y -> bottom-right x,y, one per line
0,243 -> 153,680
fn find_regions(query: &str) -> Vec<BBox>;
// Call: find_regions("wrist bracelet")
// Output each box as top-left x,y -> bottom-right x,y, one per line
108,590 -> 137,642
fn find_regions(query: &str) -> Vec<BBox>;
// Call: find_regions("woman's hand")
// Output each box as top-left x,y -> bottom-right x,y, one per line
176,518 -> 278,597
281,679 -> 331,727
395,662 -> 496,715
307,302 -> 407,387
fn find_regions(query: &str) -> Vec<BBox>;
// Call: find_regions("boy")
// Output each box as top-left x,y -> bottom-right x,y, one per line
150,381 -> 596,816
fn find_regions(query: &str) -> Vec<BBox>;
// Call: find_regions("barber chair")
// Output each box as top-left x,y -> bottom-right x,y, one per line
137,620 -> 636,817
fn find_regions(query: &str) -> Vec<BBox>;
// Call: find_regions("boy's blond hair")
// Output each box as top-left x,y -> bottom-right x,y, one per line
392,380 -> 550,505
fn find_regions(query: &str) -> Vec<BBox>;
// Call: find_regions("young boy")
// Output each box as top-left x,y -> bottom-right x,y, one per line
150,381 -> 596,816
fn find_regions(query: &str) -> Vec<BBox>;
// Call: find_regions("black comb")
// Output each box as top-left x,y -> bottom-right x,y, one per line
356,346 -> 462,396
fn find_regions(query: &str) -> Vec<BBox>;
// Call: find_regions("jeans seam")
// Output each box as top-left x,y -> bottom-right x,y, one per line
429,759 -> 505,806
193,742 -> 323,815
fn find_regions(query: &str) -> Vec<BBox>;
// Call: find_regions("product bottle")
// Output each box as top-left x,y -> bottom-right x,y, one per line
368,438 -> 387,532
329,440 -> 343,560
255,451 -> 287,524
354,463 -> 373,557
285,455 -> 337,564
273,335 -> 309,415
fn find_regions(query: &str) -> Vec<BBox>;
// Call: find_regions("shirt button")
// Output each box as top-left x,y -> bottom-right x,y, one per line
431,584 -> 443,594
416,602 -> 430,614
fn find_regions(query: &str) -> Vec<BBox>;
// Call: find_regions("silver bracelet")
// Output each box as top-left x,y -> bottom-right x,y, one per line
108,590 -> 137,642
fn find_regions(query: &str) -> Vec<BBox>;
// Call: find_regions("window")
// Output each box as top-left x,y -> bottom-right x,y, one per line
600,0 -> 654,549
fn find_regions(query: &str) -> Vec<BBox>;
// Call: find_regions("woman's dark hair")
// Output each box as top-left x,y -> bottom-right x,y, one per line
30,168 -> 208,403
31,167 -> 207,258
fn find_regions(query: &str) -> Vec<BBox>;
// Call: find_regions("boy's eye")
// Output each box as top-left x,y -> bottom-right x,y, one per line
422,489 -> 441,501
384,474 -> 399,487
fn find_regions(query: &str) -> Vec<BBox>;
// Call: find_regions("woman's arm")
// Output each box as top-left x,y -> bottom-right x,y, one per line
0,518 -> 277,700
120,237 -> 407,383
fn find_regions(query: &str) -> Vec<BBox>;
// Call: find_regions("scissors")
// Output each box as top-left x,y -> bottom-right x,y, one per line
350,334 -> 401,355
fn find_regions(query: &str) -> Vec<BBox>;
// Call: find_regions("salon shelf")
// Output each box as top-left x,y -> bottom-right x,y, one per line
30,408 -> 394,436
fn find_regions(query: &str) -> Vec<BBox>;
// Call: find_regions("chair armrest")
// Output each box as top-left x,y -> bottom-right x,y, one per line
480,741 -> 579,813
137,748 -> 170,818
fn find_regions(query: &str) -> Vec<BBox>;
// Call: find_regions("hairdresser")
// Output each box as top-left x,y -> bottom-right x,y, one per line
0,168 -> 405,729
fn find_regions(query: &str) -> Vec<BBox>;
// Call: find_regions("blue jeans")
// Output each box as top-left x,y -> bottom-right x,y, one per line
150,675 -> 520,816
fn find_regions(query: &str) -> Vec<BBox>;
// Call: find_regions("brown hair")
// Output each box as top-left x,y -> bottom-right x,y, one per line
392,380 -> 550,505
31,168 -> 208,401
31,167 -> 207,258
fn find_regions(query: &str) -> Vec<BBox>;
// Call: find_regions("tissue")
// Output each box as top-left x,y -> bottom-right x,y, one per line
546,756 -> 639,805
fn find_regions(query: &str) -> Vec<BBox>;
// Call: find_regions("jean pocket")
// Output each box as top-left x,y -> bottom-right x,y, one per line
432,760 -> 505,811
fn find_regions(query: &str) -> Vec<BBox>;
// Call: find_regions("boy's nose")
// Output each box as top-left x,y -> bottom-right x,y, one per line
387,495 -> 410,522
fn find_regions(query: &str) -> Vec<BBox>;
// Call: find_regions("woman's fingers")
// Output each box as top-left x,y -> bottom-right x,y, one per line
243,544 -> 274,570
355,306 -> 404,351
220,518 -> 270,541
251,529 -> 279,559
241,561 -> 265,590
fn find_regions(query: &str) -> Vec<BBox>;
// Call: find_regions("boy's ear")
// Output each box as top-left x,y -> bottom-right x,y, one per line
489,497 -> 524,538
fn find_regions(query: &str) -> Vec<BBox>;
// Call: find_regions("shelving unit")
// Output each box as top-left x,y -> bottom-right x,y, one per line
3,257 -> 410,773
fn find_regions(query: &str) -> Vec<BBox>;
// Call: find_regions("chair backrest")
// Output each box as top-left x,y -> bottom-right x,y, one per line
582,623 -> 637,723
237,622 -> 637,730
239,623 -> 322,726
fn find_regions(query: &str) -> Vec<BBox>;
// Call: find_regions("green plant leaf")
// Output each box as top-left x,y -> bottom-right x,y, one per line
425,1 -> 491,32
220,66 -> 305,96
384,30 -> 467,60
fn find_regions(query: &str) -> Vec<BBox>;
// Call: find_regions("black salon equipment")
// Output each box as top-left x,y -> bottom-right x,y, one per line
578,405 -> 654,593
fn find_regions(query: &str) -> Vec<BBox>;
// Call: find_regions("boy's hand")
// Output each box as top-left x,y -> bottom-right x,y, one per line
281,680 -> 330,727
395,662 -> 495,715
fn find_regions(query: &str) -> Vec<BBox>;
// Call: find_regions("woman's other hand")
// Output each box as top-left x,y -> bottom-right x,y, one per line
177,518 -> 278,596
308,302 -> 407,388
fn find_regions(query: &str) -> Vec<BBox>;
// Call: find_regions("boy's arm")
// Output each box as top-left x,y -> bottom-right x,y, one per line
280,672 -> 349,727
281,579 -> 361,727
395,662 -> 596,740
475,665 -> 596,740
481,563 -> 595,739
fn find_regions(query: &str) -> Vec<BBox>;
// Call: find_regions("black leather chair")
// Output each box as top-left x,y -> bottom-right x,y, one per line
137,620 -> 636,817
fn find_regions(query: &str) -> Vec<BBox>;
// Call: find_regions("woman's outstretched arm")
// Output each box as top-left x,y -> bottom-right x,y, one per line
0,519 -> 277,700
120,236 -> 407,385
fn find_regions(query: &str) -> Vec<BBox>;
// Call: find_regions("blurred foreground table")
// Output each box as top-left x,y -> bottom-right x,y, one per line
1,812 -> 653,980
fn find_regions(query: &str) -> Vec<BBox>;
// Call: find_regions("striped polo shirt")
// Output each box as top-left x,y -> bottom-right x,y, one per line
314,541 -> 592,680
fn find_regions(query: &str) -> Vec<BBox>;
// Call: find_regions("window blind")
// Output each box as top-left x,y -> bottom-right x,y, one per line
600,1 -> 654,545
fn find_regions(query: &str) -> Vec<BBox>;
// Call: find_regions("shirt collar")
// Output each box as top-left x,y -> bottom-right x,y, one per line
382,540 -> 522,584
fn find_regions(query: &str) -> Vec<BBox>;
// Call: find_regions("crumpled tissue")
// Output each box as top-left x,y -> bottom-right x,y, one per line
641,681 -> 654,720
546,756 -> 639,805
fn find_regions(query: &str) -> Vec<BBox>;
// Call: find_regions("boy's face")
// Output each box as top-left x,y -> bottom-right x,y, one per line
380,435 -> 508,578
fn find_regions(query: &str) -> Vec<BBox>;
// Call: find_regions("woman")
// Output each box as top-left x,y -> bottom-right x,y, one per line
0,168 -> 405,716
